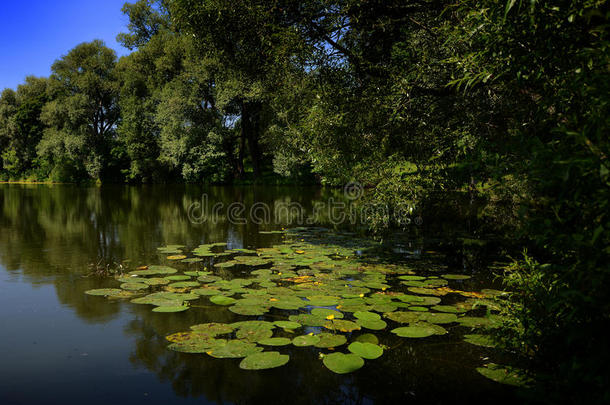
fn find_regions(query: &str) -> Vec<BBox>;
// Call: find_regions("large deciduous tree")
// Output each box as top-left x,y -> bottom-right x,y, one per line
0,77 -> 49,178
168,0 -> 310,179
117,0 -> 237,182
38,40 -> 120,181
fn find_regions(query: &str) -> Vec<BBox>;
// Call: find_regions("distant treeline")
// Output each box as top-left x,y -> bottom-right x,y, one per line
1,1 -> 609,401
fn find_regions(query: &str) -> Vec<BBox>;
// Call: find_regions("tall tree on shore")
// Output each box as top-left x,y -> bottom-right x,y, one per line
0,89 -> 18,176
117,0 -> 238,182
38,40 -> 120,181
0,77 -> 49,178
168,0 -> 310,179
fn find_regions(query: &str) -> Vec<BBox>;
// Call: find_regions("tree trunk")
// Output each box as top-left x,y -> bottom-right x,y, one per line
236,128 -> 245,179
241,100 -> 262,179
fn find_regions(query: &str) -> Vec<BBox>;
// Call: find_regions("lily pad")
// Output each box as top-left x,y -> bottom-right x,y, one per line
210,295 -> 237,306
353,311 -> 381,321
165,275 -> 192,281
156,292 -> 199,301
207,340 -> 263,358
408,287 -> 447,296
442,274 -> 471,280
314,333 -> 347,348
197,274 -> 222,283
417,312 -> 458,324
273,321 -> 301,330
120,282 -> 149,291
415,296 -> 442,306
168,336 -> 227,353
322,352 -> 364,374
239,351 -> 290,370
411,322 -> 448,335
229,305 -> 269,316
371,303 -> 398,313
214,261 -> 238,268
234,323 -> 275,343
292,334 -> 321,347
106,290 -> 138,300
398,275 -> 427,281
354,334 -> 379,345
324,319 -> 361,332
311,308 -> 343,319
85,288 -> 123,296
269,296 -> 305,310
431,305 -> 464,313
192,287 -> 224,296
132,265 -> 178,275
168,281 -> 200,288
391,325 -> 439,338
167,255 -> 187,260
384,311 -> 421,324
289,314 -> 327,327
476,363 -> 531,387
131,297 -> 183,307
347,342 -> 383,359
117,276 -> 139,283
464,334 -> 497,348
142,277 -> 171,286
258,337 -> 292,346
355,318 -> 387,330
190,323 -> 234,336
231,320 -> 275,330
152,305 -> 189,313
158,244 -> 184,251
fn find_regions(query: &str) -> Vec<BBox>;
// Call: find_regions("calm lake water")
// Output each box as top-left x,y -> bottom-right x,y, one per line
0,184 -> 521,404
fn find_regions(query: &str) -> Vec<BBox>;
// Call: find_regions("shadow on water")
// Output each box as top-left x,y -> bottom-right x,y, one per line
0,184 -> 522,404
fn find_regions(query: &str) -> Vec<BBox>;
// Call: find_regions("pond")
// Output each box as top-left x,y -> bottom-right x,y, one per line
0,184 -> 523,404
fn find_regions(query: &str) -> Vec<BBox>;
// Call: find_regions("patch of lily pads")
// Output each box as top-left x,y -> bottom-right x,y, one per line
83,227 -> 513,377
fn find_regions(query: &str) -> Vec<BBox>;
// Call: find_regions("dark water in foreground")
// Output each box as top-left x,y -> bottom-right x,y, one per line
0,184 -> 520,404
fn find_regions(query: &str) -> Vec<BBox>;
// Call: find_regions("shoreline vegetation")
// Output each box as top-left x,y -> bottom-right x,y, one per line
0,1 -> 608,403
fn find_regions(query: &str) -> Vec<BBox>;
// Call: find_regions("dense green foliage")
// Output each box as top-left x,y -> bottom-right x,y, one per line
447,2 -> 610,402
0,0 -> 609,401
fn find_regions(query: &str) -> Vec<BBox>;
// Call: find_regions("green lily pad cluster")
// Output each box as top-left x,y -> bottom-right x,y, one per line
84,227 -> 510,375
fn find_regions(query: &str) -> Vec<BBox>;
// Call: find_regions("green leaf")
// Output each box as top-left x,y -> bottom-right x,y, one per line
258,337 -> 292,346
207,340 -> 263,358
292,334 -> 321,347
152,305 -> 189,313
210,295 -> 236,306
477,363 -> 531,387
353,311 -> 381,321
322,352 -> 365,374
314,333 -> 347,348
239,351 -> 290,370
85,288 -> 123,296
391,324 -> 440,338
348,342 -> 383,359
504,0 -> 517,22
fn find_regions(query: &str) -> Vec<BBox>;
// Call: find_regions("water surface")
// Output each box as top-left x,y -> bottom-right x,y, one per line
0,184 -> 519,404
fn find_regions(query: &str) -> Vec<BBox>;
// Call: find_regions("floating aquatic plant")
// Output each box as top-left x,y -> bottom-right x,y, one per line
239,351 -> 290,370
322,352 -> 364,374
82,228 -> 510,376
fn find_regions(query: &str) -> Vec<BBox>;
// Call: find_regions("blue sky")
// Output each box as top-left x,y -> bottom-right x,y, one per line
0,0 -> 131,90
